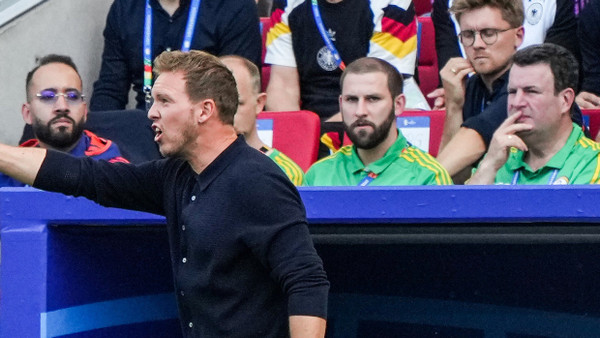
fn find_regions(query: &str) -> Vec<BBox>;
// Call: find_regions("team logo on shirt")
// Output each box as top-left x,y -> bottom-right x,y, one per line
552,176 -> 570,185
317,46 -> 338,71
525,2 -> 543,25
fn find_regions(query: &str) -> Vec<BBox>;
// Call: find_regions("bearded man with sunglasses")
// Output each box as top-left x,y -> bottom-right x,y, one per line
0,55 -> 128,187
435,0 -> 524,183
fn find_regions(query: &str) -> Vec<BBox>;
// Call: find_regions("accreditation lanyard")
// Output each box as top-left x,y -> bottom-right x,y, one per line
143,0 -> 202,109
310,0 -> 346,71
511,169 -> 559,185
358,171 -> 378,186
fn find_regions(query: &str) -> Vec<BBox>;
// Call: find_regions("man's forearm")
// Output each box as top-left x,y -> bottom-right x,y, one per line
439,102 -> 464,150
0,144 -> 46,185
437,127 -> 486,176
466,158 -> 499,185
289,315 -> 326,338
265,65 -> 301,112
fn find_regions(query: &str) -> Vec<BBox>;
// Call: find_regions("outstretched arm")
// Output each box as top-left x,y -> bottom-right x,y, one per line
0,144 -> 46,185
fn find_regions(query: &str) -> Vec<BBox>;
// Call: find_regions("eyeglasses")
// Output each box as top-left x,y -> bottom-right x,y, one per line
458,28 -> 512,47
35,89 -> 85,104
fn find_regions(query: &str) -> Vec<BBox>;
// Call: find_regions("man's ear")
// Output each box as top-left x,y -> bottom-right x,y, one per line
196,99 -> 217,124
82,102 -> 88,124
514,26 -> 525,50
561,88 -> 576,116
21,103 -> 33,125
394,94 -> 406,116
256,92 -> 267,116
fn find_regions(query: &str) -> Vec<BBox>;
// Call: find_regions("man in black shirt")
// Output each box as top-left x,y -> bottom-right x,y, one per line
0,50 -> 329,337
435,0 -> 524,182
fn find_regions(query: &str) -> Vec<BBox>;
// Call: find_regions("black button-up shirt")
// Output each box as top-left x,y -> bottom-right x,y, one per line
36,137 -> 329,337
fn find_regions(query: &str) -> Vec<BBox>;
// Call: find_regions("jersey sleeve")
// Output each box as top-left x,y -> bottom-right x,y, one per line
367,0 -> 418,75
264,0 -> 299,67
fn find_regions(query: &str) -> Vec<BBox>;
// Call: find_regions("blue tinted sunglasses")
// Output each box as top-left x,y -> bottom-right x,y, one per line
35,89 -> 85,104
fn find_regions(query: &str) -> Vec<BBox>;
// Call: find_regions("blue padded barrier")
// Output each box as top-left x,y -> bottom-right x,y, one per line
2,186 -> 600,337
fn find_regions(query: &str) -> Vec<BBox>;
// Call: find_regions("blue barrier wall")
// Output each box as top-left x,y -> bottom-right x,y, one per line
2,186 -> 600,337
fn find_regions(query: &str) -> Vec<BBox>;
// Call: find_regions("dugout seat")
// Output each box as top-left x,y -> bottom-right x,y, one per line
260,16 -> 271,92
581,108 -> 600,140
414,0 -> 433,16
417,15 -> 439,108
258,110 -> 321,171
342,109 -> 445,157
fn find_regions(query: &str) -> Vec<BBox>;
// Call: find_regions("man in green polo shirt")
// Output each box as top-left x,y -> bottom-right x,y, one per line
468,43 -> 600,185
304,57 -> 452,186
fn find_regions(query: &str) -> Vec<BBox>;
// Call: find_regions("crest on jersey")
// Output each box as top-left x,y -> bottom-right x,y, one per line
526,2 -> 543,25
317,46 -> 338,71
553,176 -> 570,185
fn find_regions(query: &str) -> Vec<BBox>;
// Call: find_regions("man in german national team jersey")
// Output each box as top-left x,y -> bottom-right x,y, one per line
220,55 -> 304,185
468,44 -> 600,185
265,0 -> 429,156
304,57 -> 452,186
0,54 -> 128,187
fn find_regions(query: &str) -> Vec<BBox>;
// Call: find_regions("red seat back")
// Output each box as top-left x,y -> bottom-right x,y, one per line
258,110 -> 321,171
417,16 -> 439,107
259,17 -> 271,92
582,109 -> 600,140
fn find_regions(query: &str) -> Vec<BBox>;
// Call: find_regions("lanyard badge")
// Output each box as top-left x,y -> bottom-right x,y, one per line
310,0 -> 345,71
143,0 -> 202,110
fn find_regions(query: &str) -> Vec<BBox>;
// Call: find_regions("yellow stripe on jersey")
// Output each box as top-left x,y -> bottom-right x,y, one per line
591,154 -> 600,184
274,154 -> 303,186
401,148 -> 451,185
266,22 -> 291,47
311,145 -> 352,166
370,32 -> 417,60
320,133 -> 335,153
580,137 -> 600,151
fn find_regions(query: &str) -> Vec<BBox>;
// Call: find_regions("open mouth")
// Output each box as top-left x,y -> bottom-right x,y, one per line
152,125 -> 163,142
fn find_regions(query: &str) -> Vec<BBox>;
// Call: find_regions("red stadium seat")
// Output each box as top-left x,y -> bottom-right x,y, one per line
581,108 -> 600,140
260,17 -> 271,92
414,0 -> 433,16
417,15 -> 439,107
257,110 -> 321,171
342,109 -> 446,157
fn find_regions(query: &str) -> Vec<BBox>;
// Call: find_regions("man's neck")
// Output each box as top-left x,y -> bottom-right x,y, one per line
326,0 -> 344,3
38,137 -> 80,154
244,129 -> 268,152
187,124 -> 238,174
356,129 -> 398,167
159,0 -> 180,16
523,121 -> 573,172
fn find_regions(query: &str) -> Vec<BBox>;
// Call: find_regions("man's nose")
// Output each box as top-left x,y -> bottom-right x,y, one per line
53,94 -> 69,111
147,101 -> 158,120
355,99 -> 368,117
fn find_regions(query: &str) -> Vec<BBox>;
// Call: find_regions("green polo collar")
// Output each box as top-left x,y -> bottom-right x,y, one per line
347,129 -> 408,175
507,123 -> 581,173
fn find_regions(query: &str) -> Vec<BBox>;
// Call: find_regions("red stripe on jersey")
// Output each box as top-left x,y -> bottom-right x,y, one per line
381,17 -> 416,43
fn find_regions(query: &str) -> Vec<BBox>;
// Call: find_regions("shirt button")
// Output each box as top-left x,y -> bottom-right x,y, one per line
182,224 -> 186,231
188,322 -> 193,328
180,290 -> 185,296
191,195 -> 196,201
182,257 -> 187,263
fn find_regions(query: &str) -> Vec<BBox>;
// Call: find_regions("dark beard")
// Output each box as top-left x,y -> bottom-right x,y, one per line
344,109 -> 395,149
32,114 -> 84,150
